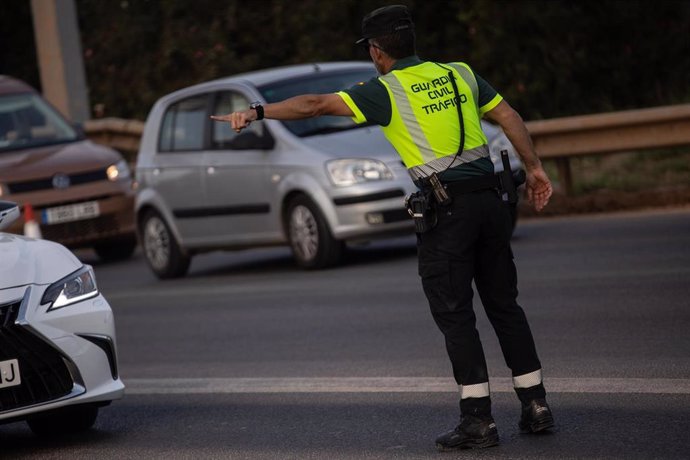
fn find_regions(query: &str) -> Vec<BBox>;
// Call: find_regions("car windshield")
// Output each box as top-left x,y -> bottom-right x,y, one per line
0,93 -> 79,153
258,69 -> 377,137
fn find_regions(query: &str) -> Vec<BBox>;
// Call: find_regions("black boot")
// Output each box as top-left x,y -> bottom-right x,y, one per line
519,398 -> 554,433
435,415 -> 499,451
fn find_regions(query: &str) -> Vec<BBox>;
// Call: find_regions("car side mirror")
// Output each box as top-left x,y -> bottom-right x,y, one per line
232,129 -> 275,150
0,201 -> 20,231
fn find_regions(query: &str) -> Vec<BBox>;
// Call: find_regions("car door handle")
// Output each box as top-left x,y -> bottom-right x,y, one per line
206,167 -> 216,175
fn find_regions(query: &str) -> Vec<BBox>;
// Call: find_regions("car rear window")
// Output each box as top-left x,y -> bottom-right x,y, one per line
258,69 -> 376,137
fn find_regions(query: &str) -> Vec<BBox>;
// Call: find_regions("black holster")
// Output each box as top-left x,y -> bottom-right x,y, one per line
498,150 -> 518,205
405,190 -> 437,233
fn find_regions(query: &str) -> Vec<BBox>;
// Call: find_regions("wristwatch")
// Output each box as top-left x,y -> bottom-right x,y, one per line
249,101 -> 264,120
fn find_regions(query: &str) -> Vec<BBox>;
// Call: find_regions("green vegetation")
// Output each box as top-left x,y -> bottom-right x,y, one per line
566,148 -> 690,195
2,0 -> 690,121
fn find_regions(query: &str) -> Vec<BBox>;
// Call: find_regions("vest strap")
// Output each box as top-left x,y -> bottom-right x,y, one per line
447,63 -> 479,107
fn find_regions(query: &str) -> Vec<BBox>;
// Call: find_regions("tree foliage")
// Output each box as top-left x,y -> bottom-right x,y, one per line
2,0 -> 689,121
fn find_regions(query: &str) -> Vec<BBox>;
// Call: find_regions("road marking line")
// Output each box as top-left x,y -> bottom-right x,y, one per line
123,377 -> 690,395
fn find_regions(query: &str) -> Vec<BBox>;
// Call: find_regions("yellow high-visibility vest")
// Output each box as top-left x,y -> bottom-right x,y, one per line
378,61 -> 490,181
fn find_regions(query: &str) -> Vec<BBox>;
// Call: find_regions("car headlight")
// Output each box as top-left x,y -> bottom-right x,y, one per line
326,159 -> 393,187
106,159 -> 131,181
41,265 -> 99,311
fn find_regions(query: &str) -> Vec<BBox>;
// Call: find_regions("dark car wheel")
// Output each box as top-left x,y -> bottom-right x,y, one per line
27,404 -> 99,436
286,195 -> 343,269
93,236 -> 137,262
139,209 -> 190,279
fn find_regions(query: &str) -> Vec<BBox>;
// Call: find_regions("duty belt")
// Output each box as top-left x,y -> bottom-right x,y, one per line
416,174 -> 500,197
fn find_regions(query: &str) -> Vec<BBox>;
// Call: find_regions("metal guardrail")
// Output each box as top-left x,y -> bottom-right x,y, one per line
85,104 -> 690,195
524,104 -> 690,194
84,117 -> 144,162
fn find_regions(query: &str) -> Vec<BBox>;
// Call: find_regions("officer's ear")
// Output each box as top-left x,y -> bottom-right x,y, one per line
371,44 -> 389,64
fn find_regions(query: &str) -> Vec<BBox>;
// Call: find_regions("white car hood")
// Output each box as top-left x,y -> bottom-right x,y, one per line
0,233 -> 82,288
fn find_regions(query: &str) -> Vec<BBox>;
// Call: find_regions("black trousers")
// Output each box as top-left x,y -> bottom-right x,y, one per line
417,189 -> 543,409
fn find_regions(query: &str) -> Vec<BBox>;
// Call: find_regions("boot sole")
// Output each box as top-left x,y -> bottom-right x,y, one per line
519,415 -> 554,433
436,433 -> 500,451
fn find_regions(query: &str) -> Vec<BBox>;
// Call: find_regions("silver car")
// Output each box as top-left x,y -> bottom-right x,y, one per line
135,62 -> 520,278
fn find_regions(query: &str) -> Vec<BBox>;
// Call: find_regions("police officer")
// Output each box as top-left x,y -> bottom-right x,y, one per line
212,4 -> 554,451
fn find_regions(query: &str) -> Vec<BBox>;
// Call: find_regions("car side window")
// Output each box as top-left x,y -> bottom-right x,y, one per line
211,91 -> 261,150
159,95 -> 209,152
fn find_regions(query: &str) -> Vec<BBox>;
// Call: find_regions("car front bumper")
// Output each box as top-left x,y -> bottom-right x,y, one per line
329,190 -> 415,240
0,285 -> 124,423
5,184 -> 136,248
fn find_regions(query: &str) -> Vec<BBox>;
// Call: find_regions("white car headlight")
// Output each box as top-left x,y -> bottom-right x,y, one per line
326,159 -> 393,187
41,265 -> 99,311
106,159 -> 131,181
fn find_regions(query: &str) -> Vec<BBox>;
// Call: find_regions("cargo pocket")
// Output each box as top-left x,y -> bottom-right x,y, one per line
419,261 -> 456,312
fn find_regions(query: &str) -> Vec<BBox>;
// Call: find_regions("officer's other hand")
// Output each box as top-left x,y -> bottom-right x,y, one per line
210,110 -> 256,133
525,166 -> 553,212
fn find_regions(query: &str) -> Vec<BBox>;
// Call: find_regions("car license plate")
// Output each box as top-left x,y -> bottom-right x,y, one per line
0,359 -> 21,389
42,201 -> 100,224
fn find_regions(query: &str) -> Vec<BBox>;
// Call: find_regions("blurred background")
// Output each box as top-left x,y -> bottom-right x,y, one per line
3,0 -> 689,121
2,0 -> 690,209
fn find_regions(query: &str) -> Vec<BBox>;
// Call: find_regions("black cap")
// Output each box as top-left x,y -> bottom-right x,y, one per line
355,5 -> 414,44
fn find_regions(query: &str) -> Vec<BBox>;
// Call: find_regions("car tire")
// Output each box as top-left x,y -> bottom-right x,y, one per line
93,236 -> 137,262
27,404 -> 99,436
139,209 -> 190,279
286,195 -> 343,269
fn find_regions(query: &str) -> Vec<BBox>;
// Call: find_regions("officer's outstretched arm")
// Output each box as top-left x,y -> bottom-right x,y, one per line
211,94 -> 353,132
484,100 -> 553,212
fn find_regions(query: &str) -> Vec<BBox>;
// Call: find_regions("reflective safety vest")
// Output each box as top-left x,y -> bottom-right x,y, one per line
378,61 -> 490,181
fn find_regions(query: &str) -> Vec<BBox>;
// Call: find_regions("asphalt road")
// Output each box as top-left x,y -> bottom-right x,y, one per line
1,208 -> 689,459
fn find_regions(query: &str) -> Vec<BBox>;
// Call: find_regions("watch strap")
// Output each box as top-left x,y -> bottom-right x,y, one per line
250,102 -> 264,120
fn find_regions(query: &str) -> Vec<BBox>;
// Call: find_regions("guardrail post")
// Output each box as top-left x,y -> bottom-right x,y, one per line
554,158 -> 573,196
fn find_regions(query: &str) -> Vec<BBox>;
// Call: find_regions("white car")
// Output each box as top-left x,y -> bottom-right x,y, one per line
0,201 -> 124,435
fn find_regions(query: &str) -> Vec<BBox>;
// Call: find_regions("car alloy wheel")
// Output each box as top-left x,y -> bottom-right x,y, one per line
290,204 -> 319,262
143,214 -> 171,271
286,195 -> 343,269
139,210 -> 190,278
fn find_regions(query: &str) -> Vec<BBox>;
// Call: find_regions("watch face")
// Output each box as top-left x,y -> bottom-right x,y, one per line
249,102 -> 264,120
